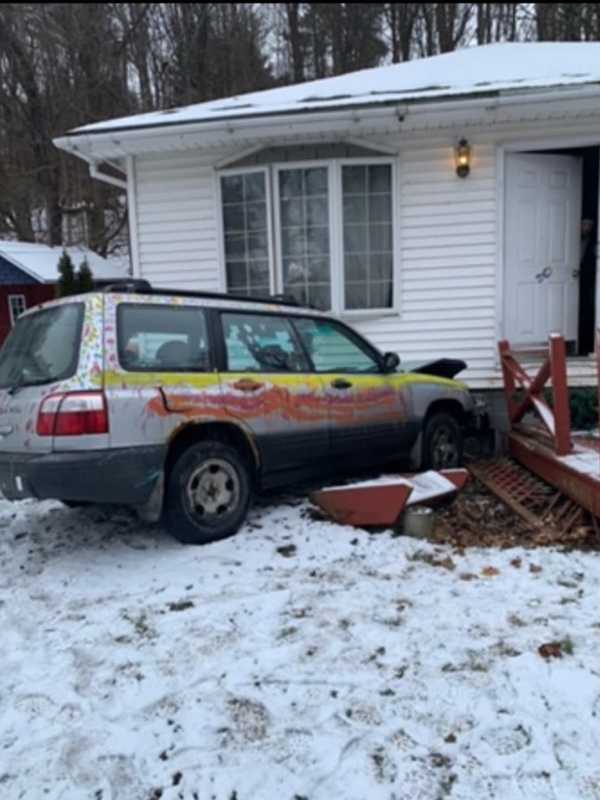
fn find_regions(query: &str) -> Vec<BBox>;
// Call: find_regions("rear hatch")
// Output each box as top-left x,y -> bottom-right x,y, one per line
0,301 -> 86,453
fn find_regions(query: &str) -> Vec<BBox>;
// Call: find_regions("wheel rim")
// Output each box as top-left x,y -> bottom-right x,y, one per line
430,425 -> 459,469
185,458 -> 241,522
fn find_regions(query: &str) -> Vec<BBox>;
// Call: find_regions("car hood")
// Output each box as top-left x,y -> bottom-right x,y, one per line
402,358 -> 467,380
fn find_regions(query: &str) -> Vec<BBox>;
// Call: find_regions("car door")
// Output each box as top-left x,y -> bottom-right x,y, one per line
292,316 -> 408,460
217,310 -> 328,476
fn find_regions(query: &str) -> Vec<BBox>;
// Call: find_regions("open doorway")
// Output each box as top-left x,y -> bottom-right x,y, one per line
504,145 -> 599,355
577,147 -> 599,354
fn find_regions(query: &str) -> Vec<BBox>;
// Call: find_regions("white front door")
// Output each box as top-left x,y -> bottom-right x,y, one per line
504,152 -> 582,345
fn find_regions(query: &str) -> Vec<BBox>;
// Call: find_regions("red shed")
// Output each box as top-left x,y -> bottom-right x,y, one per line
0,241 -> 128,345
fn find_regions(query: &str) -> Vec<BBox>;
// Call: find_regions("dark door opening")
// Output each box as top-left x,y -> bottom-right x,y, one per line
578,147 -> 599,355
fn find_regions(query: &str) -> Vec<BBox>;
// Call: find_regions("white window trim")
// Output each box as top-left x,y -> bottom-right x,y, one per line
8,294 -> 26,327
215,165 -> 275,295
216,156 -> 399,316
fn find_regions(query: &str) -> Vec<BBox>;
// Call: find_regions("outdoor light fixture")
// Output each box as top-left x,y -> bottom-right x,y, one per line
455,138 -> 471,178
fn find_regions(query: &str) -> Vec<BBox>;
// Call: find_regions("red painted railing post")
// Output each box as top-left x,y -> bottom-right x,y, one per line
549,334 -> 571,456
499,339 -> 516,425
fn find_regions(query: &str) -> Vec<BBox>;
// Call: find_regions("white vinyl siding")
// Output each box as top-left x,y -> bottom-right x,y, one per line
134,150 -> 232,291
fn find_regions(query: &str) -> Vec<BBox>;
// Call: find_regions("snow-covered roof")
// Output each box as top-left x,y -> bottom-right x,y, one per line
0,241 -> 129,284
70,43 -> 600,137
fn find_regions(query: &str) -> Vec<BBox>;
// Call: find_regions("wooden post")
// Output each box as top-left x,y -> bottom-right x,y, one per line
498,339 -> 516,425
549,334 -> 571,456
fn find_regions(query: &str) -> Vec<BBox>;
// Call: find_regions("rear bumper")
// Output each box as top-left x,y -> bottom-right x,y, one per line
0,446 -> 165,505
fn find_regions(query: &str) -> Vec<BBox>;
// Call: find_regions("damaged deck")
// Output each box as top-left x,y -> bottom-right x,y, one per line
497,334 -> 600,527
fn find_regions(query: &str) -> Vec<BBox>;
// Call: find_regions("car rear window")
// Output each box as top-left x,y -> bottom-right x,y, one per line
117,304 -> 210,372
0,303 -> 83,389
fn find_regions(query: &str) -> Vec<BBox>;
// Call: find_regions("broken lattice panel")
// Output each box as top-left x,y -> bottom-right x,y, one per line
469,458 -> 599,541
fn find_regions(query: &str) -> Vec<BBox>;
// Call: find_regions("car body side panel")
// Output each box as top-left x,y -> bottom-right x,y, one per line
219,372 -> 328,471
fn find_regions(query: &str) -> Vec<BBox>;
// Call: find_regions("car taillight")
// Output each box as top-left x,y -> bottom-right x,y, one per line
36,392 -> 109,437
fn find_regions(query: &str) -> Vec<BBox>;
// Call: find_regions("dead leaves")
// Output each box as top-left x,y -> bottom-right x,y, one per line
538,639 -> 574,660
481,566 -> 500,577
408,550 -> 456,571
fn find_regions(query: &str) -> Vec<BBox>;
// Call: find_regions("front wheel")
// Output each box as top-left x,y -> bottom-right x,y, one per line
165,440 -> 251,545
422,412 -> 463,470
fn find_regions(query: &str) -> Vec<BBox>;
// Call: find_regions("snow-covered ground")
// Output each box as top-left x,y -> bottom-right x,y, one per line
1,494 -> 600,800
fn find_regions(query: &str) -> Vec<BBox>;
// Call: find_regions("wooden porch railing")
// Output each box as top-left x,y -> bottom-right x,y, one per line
498,334 -> 572,456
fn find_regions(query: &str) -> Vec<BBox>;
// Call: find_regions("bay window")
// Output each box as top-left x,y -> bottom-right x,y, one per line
219,158 -> 396,314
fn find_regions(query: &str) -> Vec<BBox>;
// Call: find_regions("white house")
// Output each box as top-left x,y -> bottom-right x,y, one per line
55,42 -> 600,390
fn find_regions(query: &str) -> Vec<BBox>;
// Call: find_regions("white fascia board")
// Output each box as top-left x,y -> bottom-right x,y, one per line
54,84 -> 600,163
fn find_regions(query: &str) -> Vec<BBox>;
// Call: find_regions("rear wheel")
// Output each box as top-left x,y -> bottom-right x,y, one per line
422,412 -> 463,470
165,440 -> 251,545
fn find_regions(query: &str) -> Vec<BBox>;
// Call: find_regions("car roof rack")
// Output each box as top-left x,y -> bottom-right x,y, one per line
102,280 -> 304,308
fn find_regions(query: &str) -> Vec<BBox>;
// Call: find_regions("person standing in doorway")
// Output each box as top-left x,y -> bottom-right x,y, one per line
578,218 -> 597,354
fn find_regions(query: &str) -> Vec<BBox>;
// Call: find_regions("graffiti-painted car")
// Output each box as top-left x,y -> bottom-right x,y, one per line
0,286 -> 482,544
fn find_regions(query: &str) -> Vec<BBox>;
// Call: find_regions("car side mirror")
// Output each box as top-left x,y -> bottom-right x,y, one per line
382,352 -> 400,373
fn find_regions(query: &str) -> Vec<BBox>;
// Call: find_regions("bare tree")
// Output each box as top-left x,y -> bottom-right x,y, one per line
385,3 -> 420,61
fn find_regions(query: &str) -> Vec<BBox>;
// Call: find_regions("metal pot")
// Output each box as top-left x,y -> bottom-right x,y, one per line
402,505 -> 435,539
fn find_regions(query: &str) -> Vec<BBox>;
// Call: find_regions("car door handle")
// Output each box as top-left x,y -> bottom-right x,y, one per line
233,378 -> 264,392
331,379 -> 353,390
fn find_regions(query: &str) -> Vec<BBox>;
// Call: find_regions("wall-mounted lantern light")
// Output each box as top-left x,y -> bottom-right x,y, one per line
455,138 -> 471,178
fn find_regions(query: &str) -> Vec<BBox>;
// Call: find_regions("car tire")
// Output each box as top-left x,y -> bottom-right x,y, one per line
165,440 -> 251,545
422,412 -> 463,470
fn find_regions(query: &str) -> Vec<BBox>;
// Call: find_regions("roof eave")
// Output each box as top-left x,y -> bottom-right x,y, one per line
54,82 -> 600,162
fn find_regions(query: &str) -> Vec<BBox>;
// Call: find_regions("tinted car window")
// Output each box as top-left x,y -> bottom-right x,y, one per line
222,312 -> 309,372
0,303 -> 83,389
118,304 -> 209,372
293,318 -> 380,373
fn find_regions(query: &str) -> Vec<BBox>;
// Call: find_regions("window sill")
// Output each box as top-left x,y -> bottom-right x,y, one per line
338,309 -> 400,323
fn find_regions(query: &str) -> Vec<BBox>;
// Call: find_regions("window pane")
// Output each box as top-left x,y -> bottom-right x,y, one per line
221,171 -> 270,297
343,195 -> 367,224
225,234 -> 246,259
306,226 -> 329,256
221,175 -> 243,204
344,225 -> 368,254
343,165 -> 366,195
306,197 -> 328,226
370,223 -> 393,252
342,163 -> 393,310
279,170 -> 303,199
0,303 -> 83,388
246,202 -> 267,232
294,318 -> 379,373
223,203 -> 245,231
345,283 -> 368,310
281,198 -> 304,227
369,194 -> 392,223
305,168 -> 328,196
369,165 -> 391,193
248,232 -> 268,259
279,167 -> 331,310
245,172 -> 266,201
118,305 -> 209,372
346,255 -> 367,282
222,312 -> 308,372
226,261 -> 247,290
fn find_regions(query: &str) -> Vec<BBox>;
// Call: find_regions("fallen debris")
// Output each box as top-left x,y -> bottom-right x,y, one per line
310,469 -> 468,528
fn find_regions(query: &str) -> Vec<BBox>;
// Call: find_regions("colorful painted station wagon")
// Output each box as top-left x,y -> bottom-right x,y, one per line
0,283 -> 485,544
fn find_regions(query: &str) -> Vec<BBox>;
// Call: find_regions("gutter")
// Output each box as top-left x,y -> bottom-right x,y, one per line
72,152 -> 127,191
